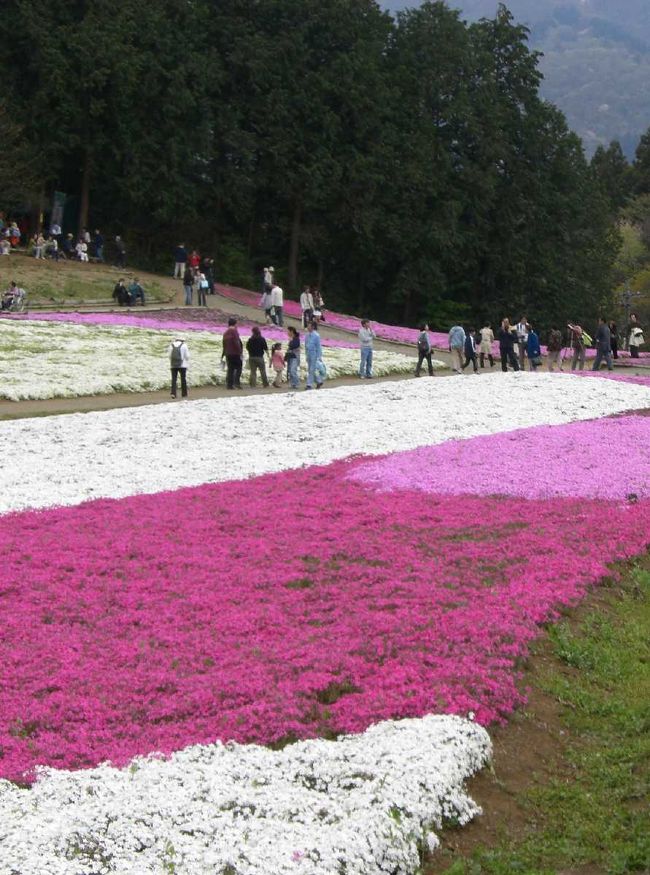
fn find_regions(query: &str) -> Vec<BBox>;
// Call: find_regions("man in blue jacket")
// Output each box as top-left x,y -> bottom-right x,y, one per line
305,321 -> 323,389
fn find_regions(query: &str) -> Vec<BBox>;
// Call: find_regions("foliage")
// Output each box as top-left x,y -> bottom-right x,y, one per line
0,0 -> 619,331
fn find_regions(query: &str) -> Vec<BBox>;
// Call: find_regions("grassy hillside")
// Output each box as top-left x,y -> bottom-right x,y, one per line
0,255 -> 172,307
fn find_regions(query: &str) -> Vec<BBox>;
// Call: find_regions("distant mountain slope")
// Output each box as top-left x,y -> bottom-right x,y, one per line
384,1 -> 650,157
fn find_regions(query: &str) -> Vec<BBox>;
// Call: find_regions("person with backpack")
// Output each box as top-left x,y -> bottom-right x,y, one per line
415,324 -> 434,376
169,337 -> 189,399
448,324 -> 466,374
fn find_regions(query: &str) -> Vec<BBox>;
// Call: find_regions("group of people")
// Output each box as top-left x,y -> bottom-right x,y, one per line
168,318 -> 328,397
258,268 -> 326,329
436,314 -> 645,375
173,245 -> 216,307
111,277 -> 146,306
0,218 -> 128,267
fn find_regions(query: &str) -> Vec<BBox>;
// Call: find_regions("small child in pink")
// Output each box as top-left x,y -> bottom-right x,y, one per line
271,343 -> 285,387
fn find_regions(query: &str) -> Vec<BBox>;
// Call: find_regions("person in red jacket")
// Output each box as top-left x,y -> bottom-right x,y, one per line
221,317 -> 243,389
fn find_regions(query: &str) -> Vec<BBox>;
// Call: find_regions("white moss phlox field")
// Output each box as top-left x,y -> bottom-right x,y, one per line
0,716 -> 490,875
0,320 -> 428,400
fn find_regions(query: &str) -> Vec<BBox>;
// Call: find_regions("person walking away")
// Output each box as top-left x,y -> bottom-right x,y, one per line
526,324 -> 542,370
300,285 -> 314,327
270,343 -> 285,387
305,320 -> 323,389
114,235 -> 126,268
462,328 -> 479,373
592,317 -> 613,371
546,326 -> 564,372
516,316 -> 528,369
358,319 -> 375,378
246,326 -> 270,387
415,324 -> 434,376
203,257 -> 215,293
498,319 -> 520,371
568,323 -> 587,370
169,337 -> 189,398
173,244 -> 187,278
222,317 -> 243,389
129,277 -> 145,305
271,281 -> 284,326
628,313 -> 644,358
286,326 -> 301,389
183,265 -> 194,306
94,229 -> 104,261
196,271 -> 208,307
448,324 -> 466,374
479,322 -> 494,367
609,321 -> 619,359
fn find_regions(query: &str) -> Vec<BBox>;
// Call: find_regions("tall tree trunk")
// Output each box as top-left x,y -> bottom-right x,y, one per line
288,198 -> 302,291
78,149 -> 92,233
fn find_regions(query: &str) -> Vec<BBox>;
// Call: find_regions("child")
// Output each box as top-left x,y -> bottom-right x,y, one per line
271,342 -> 285,387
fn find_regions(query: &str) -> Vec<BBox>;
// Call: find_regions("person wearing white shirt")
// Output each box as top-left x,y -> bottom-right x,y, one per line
76,240 -> 89,262
271,282 -> 284,326
299,285 -> 314,327
168,338 -> 190,398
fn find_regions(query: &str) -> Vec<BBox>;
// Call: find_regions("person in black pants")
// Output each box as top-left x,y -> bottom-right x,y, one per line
498,318 -> 520,371
221,317 -> 243,389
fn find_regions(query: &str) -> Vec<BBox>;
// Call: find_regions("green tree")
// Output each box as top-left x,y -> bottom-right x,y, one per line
591,141 -> 632,211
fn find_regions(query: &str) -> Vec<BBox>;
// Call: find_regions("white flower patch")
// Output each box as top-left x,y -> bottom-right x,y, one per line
0,320 -> 426,400
0,715 -> 491,875
1,372 -> 649,514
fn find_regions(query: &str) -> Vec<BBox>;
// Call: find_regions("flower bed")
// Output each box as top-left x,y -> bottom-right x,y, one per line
1,373 -> 649,874
0,320 -> 418,400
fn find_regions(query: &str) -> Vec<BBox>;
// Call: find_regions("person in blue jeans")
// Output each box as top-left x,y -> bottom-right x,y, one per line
358,319 -> 375,378
286,326 -> 301,388
304,321 -> 323,389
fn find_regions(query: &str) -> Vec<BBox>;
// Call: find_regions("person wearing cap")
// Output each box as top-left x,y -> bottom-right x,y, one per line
169,337 -> 189,398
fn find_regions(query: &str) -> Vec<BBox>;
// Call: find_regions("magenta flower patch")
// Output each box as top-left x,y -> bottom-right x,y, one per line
1,454 -> 649,782
351,415 -> 650,501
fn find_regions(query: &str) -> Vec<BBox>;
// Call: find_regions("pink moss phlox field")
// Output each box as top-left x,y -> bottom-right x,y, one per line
2,456 -> 650,782
351,415 -> 650,501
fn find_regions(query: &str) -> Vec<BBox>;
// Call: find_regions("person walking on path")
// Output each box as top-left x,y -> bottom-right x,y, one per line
568,323 -> 587,371
461,328 -> 479,373
270,343 -> 285,387
286,326 -> 301,389
415,324 -> 434,376
526,324 -> 542,370
358,319 -> 375,378
609,321 -> 619,359
448,324 -> 466,374
592,317 -> 614,371
183,266 -> 194,306
271,281 -> 284,326
222,317 -> 243,389
169,337 -> 189,399
300,285 -> 314,327
516,316 -> 528,370
262,266 -> 274,295
546,326 -> 564,372
246,326 -> 270,387
628,313 -> 644,358
305,321 -> 323,389
498,319 -> 520,371
478,322 -> 494,368
173,244 -> 187,278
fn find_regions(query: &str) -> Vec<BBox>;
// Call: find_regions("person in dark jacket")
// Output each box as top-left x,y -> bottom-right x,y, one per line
498,319 -> 520,372
183,266 -> 194,306
222,317 -> 243,389
173,244 -> 188,278
609,321 -> 619,359
461,328 -> 478,373
526,325 -> 542,370
246,326 -> 270,387
112,278 -> 130,306
592,317 -> 613,371
286,325 -> 301,389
